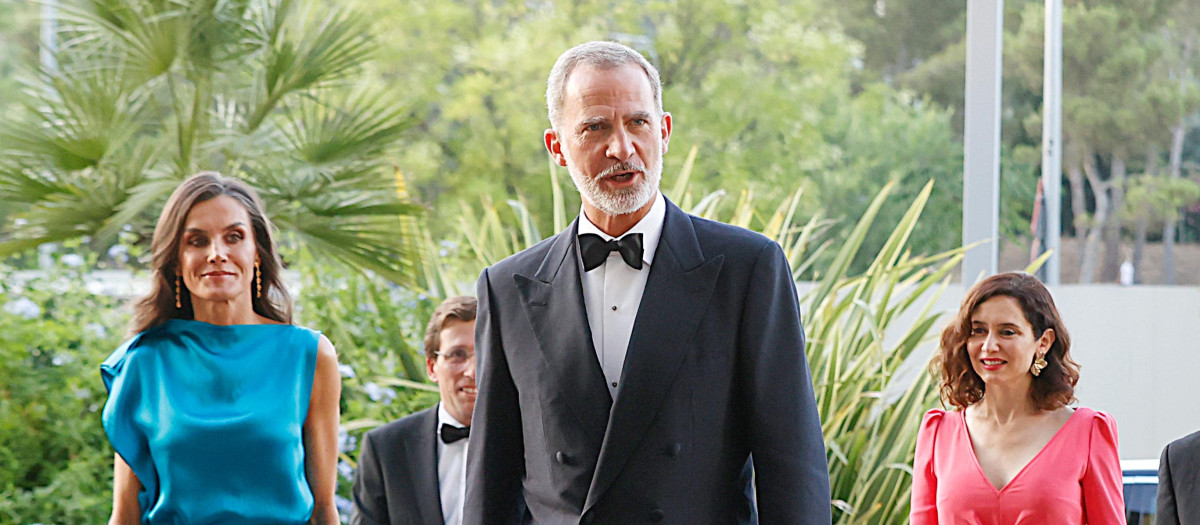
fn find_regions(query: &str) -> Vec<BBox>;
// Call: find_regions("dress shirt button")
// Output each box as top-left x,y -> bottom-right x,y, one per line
555,451 -> 571,465
611,305 -> 617,311
649,509 -> 665,522
611,382 -> 618,388
665,442 -> 681,457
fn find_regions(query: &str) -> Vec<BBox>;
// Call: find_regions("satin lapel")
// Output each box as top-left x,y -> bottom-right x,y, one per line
515,221 -> 613,441
405,408 -> 444,525
584,201 -> 723,512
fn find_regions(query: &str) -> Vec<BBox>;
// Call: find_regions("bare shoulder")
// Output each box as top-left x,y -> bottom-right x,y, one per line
315,334 -> 338,363
309,334 -> 340,400
1051,406 -> 1075,426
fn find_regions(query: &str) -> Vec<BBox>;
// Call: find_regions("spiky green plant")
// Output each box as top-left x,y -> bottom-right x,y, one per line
0,0 -> 421,282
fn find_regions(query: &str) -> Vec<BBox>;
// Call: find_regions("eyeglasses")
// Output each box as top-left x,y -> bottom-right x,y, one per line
435,348 -> 475,368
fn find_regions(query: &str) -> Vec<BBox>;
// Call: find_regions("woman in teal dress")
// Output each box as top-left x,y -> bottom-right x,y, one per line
102,172 -> 342,524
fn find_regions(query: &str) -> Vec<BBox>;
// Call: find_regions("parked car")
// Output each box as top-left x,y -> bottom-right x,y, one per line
1123,459 -> 1158,525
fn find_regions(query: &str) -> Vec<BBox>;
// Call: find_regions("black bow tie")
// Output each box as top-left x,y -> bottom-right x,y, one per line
579,233 -> 644,272
440,423 -> 469,444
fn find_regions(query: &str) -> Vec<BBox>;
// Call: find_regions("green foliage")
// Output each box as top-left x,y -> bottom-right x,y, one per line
805,181 -> 957,523
813,87 -> 964,273
1120,174 -> 1200,227
343,0 -> 967,271
0,262 -> 127,523
0,0 -> 422,283
292,257 -> 443,501
820,0 -> 965,81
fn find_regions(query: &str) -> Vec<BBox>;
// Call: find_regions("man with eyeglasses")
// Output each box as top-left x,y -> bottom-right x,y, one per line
352,296 -> 478,525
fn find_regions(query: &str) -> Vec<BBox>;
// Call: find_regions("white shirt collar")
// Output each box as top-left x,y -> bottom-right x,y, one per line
437,401 -> 468,429
577,192 -> 666,266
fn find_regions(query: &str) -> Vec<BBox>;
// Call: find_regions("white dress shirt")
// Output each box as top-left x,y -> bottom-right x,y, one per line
435,403 -> 468,525
577,192 -> 666,399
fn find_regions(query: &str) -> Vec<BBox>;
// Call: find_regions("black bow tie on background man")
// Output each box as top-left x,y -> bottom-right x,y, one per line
440,423 -> 470,444
579,233 -> 644,272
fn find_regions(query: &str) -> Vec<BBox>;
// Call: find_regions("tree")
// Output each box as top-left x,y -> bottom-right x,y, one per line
1120,174 -> 1200,244
0,0 -> 422,282
820,0 -> 966,83
1151,0 -> 1200,283
1008,0 -> 1175,283
349,0 -> 969,271
824,0 -> 1053,260
0,0 -> 41,227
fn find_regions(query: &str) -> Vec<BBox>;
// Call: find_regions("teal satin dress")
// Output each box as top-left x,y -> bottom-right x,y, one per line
101,319 -> 320,524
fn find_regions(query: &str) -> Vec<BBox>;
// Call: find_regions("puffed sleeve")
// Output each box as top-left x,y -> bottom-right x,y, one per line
1081,410 -> 1124,525
100,333 -> 158,510
910,409 -> 944,525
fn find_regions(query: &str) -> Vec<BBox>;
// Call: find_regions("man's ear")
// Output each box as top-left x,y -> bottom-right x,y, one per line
545,128 -> 568,167
660,112 -> 672,154
426,357 -> 439,383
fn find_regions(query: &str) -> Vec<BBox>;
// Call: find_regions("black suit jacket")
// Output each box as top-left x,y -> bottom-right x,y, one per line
1159,429 -> 1200,525
351,407 -> 444,525
465,197 -> 830,524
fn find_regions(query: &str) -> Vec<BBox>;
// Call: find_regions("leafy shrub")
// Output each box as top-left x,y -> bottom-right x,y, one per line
0,262 -> 128,523
292,258 -> 444,505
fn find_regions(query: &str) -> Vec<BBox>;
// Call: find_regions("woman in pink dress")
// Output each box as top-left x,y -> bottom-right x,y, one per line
910,272 -> 1124,524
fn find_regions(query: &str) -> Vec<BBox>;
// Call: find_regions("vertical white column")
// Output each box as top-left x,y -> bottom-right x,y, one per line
962,0 -> 1004,284
40,0 -> 59,71
1040,0 -> 1063,285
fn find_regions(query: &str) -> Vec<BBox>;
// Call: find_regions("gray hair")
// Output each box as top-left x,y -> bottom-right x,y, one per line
546,41 -> 664,131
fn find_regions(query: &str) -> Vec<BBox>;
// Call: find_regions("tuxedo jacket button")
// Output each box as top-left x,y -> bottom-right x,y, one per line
664,442 -> 681,457
649,509 -> 665,522
555,451 -> 571,465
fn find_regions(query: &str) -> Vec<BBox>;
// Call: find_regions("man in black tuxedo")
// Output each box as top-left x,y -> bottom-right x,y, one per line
352,296 -> 478,525
1158,429 -> 1200,525
464,41 -> 830,524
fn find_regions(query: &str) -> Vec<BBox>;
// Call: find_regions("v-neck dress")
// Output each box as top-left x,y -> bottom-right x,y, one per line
910,407 -> 1124,525
100,319 -> 320,524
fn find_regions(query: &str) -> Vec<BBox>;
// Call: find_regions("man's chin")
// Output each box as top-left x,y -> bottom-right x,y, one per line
591,188 -> 655,216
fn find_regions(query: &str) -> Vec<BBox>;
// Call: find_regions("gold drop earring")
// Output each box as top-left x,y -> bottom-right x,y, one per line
255,260 -> 262,298
1031,354 -> 1048,376
175,275 -> 182,309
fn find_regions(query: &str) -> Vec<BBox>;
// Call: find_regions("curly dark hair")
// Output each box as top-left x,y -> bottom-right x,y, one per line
933,272 -> 1079,410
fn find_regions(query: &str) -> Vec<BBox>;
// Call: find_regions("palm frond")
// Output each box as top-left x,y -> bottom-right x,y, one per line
0,181 -> 124,256
0,66 -> 147,171
276,87 -> 417,165
55,0 -> 184,79
272,192 -> 423,284
247,5 -> 373,129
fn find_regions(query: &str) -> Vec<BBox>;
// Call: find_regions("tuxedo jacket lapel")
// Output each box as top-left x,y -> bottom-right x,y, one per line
584,200 -> 724,512
515,220 -> 613,441
406,408 -> 444,525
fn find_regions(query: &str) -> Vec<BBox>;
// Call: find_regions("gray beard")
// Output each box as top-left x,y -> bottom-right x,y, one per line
567,158 -> 662,216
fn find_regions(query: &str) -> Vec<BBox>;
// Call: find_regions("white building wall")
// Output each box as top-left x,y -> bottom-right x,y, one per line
1054,285 -> 1200,460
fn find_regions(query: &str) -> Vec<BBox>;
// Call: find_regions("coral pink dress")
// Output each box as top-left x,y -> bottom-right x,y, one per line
910,407 -> 1124,524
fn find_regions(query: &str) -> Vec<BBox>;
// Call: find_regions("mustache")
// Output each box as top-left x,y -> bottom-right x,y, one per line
597,162 -> 645,179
